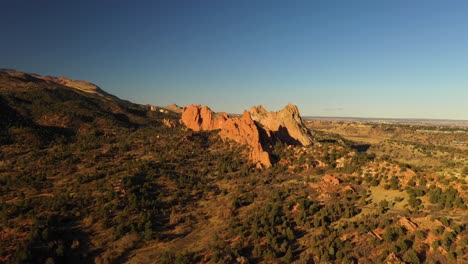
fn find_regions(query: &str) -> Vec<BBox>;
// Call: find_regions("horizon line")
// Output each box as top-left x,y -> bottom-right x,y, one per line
302,115 -> 468,123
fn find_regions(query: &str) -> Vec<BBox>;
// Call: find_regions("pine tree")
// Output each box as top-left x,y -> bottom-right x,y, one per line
402,249 -> 420,264
283,247 -> 293,263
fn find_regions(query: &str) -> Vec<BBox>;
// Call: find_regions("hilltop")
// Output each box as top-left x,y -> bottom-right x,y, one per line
0,69 -> 180,145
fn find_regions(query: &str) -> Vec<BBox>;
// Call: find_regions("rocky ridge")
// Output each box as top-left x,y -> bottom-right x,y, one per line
180,104 -> 313,167
163,104 -> 183,114
0,69 -> 116,101
249,103 -> 313,146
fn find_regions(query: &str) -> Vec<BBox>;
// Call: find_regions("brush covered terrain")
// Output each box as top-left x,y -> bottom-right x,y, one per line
0,71 -> 467,263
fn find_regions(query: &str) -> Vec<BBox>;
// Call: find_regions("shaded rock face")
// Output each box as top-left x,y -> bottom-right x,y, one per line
181,105 -> 271,167
249,103 -> 313,146
180,104 -> 313,168
218,111 -> 272,168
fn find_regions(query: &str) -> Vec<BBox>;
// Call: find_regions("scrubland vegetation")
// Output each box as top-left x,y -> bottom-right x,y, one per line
0,76 -> 467,263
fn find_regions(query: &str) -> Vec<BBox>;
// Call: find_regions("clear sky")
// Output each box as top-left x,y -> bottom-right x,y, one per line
2,0 -> 468,119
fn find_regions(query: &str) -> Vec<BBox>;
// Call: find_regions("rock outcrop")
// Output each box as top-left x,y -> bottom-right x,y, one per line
323,175 -> 341,185
180,103 -> 313,168
249,103 -> 313,146
181,105 -> 215,131
162,118 -> 177,128
48,77 -> 100,94
399,217 -> 418,233
163,104 -> 183,114
218,111 -> 272,167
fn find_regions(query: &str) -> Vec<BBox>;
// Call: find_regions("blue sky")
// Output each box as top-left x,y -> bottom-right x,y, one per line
1,0 -> 468,119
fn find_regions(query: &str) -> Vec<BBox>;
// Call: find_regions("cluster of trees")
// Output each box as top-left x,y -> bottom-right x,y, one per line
6,192 -> 88,263
341,151 -> 375,174
406,187 -> 425,209
309,227 -> 356,262
1,105 -> 255,263
430,218 -> 466,261
209,182 -> 366,263
231,191 -> 296,262
2,81 -> 467,263
384,176 -> 401,190
428,186 -> 465,209
323,148 -> 345,168
14,214 -> 79,263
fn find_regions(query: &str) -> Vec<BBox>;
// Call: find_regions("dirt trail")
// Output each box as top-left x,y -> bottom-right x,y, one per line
356,205 -> 468,221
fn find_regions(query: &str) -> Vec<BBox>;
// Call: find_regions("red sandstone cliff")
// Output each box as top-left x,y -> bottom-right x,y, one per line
180,104 -> 313,168
249,103 -> 313,146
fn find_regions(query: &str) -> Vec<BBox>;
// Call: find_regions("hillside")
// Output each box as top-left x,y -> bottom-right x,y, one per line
0,70 -> 467,264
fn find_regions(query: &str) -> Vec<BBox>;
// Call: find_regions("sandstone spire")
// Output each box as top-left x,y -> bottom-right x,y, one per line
249,103 -> 313,146
180,103 -> 313,168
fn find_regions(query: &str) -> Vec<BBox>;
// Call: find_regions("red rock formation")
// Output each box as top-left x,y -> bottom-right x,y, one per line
249,103 -> 313,146
323,175 -> 340,185
200,106 -> 215,130
180,104 -> 204,131
180,104 -> 225,131
162,118 -> 177,128
220,111 -> 272,167
180,104 -> 314,168
181,105 -> 271,167
399,217 -> 418,232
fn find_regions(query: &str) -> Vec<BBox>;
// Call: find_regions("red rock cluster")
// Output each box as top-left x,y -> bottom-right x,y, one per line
162,118 -> 177,128
249,103 -> 313,146
180,104 -> 313,168
322,175 -> 341,185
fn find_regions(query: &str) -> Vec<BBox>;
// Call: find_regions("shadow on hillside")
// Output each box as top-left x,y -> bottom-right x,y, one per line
350,143 -> 371,152
0,95 -> 76,145
319,139 -> 340,144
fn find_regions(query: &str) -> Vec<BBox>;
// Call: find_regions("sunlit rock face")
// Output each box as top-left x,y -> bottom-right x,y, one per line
181,103 -> 313,168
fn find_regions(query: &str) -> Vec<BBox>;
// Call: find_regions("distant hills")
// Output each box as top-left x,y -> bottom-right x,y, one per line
305,116 -> 468,127
0,69 -> 178,146
0,69 -> 315,168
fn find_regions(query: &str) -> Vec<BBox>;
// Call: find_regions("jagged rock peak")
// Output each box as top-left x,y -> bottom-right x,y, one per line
163,103 -> 183,114
284,102 -> 300,115
250,105 -> 269,116
181,104 -> 217,131
180,103 -> 314,168
249,103 -> 313,146
181,104 -> 271,167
